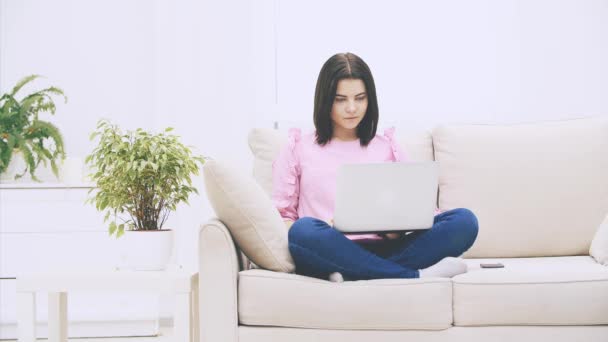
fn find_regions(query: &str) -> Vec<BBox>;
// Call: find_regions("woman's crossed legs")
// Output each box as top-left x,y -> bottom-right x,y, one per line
288,208 -> 479,280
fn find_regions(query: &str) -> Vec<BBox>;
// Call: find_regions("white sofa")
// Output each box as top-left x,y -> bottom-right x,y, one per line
198,117 -> 608,342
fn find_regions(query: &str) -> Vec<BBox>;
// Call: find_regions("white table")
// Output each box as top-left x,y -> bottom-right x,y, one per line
16,270 -> 198,342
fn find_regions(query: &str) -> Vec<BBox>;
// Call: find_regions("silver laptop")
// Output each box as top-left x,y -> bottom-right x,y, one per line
333,162 -> 439,233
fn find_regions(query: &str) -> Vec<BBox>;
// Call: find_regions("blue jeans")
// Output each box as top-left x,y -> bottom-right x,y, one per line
288,208 -> 479,280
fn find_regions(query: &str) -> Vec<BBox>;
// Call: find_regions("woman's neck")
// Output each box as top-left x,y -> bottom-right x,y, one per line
332,127 -> 358,142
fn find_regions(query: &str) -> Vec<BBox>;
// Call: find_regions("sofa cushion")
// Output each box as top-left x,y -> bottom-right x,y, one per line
248,128 -> 434,197
590,213 -> 608,265
238,269 -> 453,330
453,256 -> 608,326
248,128 -> 284,197
238,325 -> 608,341
203,160 -> 295,273
432,117 -> 608,258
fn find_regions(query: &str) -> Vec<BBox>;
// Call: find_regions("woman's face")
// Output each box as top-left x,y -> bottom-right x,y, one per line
330,78 -> 368,138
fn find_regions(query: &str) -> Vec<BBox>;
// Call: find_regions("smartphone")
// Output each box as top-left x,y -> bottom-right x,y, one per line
480,263 -> 504,268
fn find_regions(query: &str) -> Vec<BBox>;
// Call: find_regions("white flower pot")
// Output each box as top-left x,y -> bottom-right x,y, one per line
116,229 -> 174,271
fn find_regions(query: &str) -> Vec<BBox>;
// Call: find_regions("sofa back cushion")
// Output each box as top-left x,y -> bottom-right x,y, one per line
203,160 -> 295,273
433,117 -> 608,258
590,213 -> 608,265
248,128 -> 434,197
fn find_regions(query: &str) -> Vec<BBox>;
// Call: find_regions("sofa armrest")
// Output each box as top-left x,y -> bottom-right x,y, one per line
198,218 -> 240,342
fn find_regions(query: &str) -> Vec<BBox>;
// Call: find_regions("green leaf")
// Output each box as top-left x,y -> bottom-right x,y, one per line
109,221 -> 117,236
19,94 -> 44,117
10,75 -> 41,96
117,226 -> 125,238
50,159 -> 58,177
99,197 -> 109,210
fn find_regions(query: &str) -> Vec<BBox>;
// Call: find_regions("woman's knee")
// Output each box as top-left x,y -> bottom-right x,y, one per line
288,216 -> 327,246
451,208 -> 479,248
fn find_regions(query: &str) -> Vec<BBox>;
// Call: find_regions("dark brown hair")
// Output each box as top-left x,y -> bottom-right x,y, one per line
313,52 -> 379,146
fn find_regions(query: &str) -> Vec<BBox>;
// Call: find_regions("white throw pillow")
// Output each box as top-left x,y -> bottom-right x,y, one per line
590,214 -> 608,266
203,159 -> 295,273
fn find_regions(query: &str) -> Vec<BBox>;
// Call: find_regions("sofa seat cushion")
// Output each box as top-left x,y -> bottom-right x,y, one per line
454,256 -> 608,326
238,269 -> 453,330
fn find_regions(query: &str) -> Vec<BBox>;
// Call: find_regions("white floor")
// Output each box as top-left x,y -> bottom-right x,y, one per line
3,327 -> 173,342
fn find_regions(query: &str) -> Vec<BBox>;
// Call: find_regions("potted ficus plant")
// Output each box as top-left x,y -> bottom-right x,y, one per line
85,119 -> 206,270
0,75 -> 67,182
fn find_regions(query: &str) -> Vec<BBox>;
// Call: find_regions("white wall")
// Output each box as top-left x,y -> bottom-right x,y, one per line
276,0 -> 608,131
2,0 -> 608,330
0,0 -> 157,153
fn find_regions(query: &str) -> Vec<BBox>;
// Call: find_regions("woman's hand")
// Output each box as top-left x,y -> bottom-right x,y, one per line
383,232 -> 402,240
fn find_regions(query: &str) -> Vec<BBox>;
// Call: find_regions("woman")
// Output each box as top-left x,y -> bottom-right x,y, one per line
272,52 -> 478,281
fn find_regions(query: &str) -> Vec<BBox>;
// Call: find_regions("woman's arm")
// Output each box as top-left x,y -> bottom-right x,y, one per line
272,128 -> 301,225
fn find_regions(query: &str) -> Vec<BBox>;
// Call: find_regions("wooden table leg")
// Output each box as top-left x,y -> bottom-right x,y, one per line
175,292 -> 191,342
17,292 -> 36,342
48,292 -> 68,342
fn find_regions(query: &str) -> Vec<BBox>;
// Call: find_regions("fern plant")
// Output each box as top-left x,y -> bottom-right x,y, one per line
0,75 -> 67,181
85,120 -> 207,238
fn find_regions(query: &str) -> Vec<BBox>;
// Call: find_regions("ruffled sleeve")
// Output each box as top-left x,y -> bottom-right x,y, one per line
384,127 -> 409,162
271,128 -> 301,221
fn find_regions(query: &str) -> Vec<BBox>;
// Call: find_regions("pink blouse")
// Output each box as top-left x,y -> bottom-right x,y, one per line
271,127 -> 441,241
